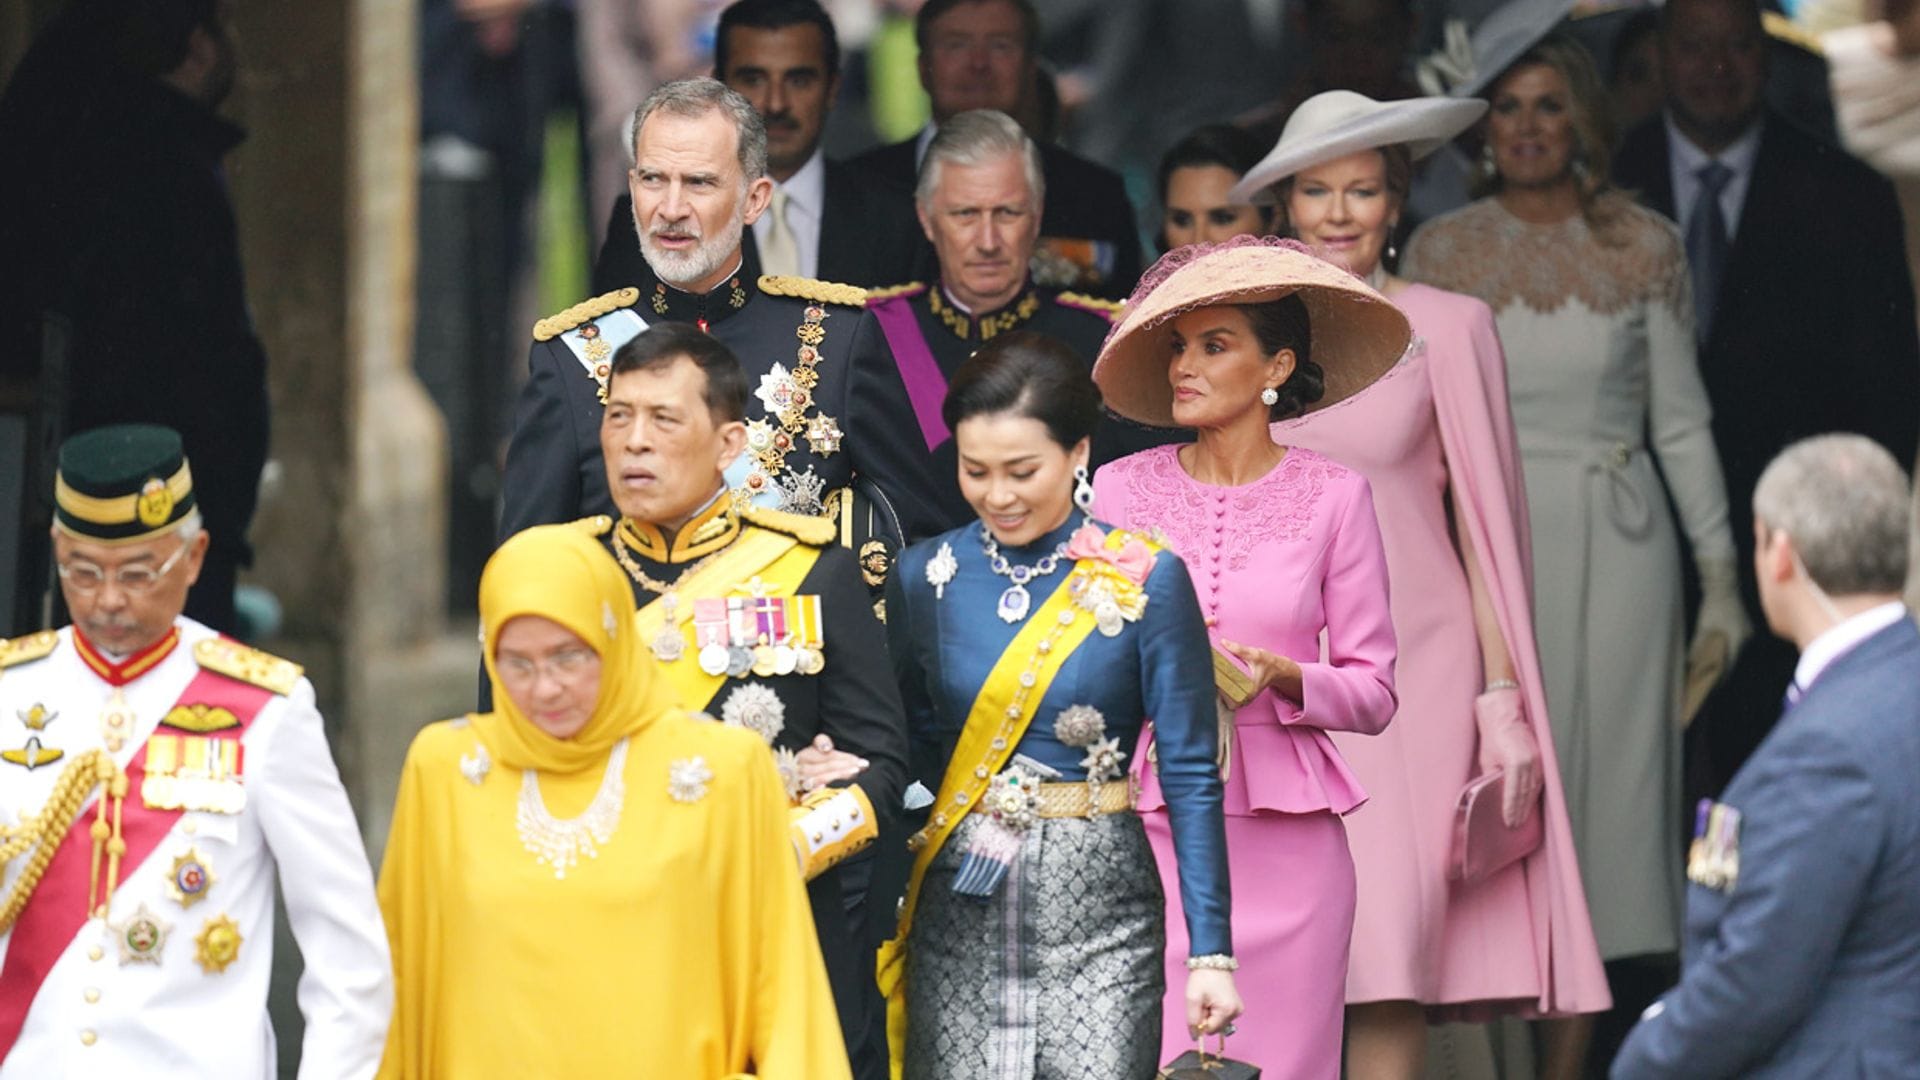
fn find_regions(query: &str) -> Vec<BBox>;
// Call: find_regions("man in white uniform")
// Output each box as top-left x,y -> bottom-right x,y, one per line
0,424 -> 391,1077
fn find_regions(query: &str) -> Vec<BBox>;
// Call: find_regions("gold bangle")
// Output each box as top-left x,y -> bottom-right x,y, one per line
1186,954 -> 1239,971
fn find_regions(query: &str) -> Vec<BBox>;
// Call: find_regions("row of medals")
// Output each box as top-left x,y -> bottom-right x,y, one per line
11,697 -> 241,971
650,596 -> 824,678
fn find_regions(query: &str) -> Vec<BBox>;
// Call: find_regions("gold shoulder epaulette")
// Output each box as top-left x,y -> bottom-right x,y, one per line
194,638 -> 303,697
1056,291 -> 1125,321
758,275 -> 868,307
1761,10 -> 1823,55
532,287 -> 642,342
864,282 -> 926,303
567,514 -> 614,537
742,505 -> 838,546
0,630 -> 58,671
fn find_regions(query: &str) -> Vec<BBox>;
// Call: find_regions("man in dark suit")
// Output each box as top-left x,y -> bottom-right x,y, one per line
501,78 -> 941,553
1613,434 -> 1920,1079
1612,0 -> 1920,787
849,0 -> 1143,299
0,0 -> 265,636
592,0 -> 922,294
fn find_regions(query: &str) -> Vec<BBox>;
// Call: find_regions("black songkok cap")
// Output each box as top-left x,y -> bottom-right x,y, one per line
55,424 -> 198,544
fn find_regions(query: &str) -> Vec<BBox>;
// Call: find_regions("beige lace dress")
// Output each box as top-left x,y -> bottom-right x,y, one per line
1403,194 -> 1738,960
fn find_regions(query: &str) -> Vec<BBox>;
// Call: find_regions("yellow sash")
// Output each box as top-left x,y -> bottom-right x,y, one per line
632,527 -> 820,711
877,529 -> 1154,1078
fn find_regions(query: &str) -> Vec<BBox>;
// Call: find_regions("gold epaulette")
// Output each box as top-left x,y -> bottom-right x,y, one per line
194,638 -> 303,697
863,282 -> 926,304
532,287 -> 642,342
1056,291 -> 1125,321
742,505 -> 838,546
567,514 -> 614,537
0,630 -> 57,672
1762,10 -> 1823,55
758,275 -> 867,307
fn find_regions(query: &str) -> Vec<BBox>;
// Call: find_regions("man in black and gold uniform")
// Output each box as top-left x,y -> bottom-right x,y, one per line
584,321 -> 904,1080
865,109 -> 1183,527
499,77 -> 939,560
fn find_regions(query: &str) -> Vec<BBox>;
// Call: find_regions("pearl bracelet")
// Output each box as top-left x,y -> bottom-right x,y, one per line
1186,954 -> 1239,971
1483,679 -> 1520,693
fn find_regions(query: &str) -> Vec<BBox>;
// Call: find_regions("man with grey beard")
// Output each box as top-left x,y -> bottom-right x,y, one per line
498,78 -> 942,588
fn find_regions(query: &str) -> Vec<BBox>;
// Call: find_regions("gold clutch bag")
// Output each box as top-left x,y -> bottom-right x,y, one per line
1212,646 -> 1257,708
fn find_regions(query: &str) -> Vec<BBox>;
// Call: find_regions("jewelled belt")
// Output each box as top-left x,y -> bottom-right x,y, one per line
1033,778 -> 1136,818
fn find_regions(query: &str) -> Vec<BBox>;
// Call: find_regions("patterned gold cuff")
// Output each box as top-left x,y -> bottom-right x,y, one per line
1186,954 -> 1239,971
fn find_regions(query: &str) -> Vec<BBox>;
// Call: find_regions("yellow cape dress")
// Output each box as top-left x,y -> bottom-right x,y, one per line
376,523 -> 850,1078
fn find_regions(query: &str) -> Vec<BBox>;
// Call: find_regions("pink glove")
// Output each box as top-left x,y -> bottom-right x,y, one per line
1475,686 -> 1542,828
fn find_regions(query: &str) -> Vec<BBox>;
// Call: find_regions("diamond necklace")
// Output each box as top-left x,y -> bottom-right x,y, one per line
979,521 -> 1076,623
612,531 -> 716,663
516,737 -> 629,880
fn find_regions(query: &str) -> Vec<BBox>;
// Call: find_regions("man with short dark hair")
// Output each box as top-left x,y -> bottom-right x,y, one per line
1613,434 -> 1920,1079
501,78 -> 941,588
592,0 -> 923,292
0,0 -> 269,635
583,323 -> 905,1080
850,0 -> 1144,298
1613,0 -> 1920,789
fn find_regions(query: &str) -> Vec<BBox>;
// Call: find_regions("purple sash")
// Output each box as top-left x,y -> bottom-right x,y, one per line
869,294 -> 951,451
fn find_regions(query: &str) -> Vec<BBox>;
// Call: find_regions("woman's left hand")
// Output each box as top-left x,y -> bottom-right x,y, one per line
794,734 -> 869,792
1216,635 -> 1304,703
1185,969 -> 1244,1037
1474,687 -> 1542,828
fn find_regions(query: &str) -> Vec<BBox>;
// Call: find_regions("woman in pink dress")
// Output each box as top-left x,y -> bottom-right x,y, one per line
1226,92 -> 1611,1079
1090,236 -> 1408,1077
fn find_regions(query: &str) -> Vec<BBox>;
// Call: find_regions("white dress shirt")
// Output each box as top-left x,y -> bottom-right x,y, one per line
752,147 -> 826,280
1792,601 -> 1910,697
1666,114 -> 1765,240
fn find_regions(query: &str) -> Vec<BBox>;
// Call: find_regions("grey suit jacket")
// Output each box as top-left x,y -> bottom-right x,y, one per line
1613,616 -> 1920,1078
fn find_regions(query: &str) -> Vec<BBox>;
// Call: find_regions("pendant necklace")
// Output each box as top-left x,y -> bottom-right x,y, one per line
979,524 -> 1073,623
612,537 -> 716,663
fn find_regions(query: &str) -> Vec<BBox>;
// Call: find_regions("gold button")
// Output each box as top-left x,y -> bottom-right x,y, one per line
87,946 -> 103,962
83,988 -> 100,1004
80,1030 -> 97,1046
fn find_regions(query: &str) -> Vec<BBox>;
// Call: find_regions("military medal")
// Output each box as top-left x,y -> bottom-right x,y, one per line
724,599 -> 754,677
17,703 -> 55,731
789,595 -> 826,675
167,848 -> 216,908
694,599 -> 731,676
1,736 -> 63,770
144,734 -> 246,813
194,913 -> 244,974
99,689 -> 135,752
111,903 -> 171,965
650,595 -> 686,663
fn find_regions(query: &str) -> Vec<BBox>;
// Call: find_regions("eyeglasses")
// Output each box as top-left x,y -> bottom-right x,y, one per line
495,647 -> 600,684
56,543 -> 191,595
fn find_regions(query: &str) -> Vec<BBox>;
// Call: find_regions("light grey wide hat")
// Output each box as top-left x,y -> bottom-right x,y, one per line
1227,91 -> 1488,206
1416,0 -> 1582,100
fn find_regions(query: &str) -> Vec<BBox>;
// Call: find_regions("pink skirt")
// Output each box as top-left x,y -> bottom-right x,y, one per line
1144,807 -> 1353,1080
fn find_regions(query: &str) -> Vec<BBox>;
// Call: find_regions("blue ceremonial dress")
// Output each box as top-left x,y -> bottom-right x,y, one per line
884,514 -> 1231,1079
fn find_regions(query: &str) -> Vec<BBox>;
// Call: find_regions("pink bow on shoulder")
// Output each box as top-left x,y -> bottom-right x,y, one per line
1066,524 -> 1153,584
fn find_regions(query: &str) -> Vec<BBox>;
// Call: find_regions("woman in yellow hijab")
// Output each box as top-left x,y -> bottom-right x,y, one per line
376,523 -> 850,1079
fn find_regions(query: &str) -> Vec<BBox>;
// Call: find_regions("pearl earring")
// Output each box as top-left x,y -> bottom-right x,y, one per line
1260,387 -> 1280,406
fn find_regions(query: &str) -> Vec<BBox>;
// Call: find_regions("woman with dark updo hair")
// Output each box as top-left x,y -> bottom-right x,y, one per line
877,331 -> 1241,1079
1157,123 -> 1275,252
1091,235 -> 1407,1076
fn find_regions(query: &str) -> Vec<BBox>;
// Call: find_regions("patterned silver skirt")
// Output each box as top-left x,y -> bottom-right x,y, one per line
904,810 -> 1167,1080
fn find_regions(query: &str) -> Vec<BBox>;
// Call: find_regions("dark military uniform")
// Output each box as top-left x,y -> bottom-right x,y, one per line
498,245 -> 944,555
583,499 -> 905,1080
863,279 -> 1188,529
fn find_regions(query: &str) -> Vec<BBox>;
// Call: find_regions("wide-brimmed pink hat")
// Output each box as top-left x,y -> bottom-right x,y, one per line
1092,235 -> 1411,428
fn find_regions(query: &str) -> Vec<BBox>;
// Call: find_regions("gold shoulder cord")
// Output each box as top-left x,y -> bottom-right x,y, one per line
0,751 -> 129,931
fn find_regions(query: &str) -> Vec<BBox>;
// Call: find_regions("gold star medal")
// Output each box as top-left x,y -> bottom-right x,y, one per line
167,848 -> 216,908
194,914 -> 243,974
112,903 -> 172,965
